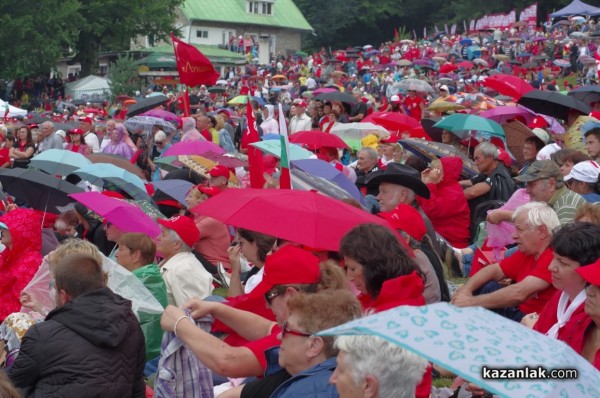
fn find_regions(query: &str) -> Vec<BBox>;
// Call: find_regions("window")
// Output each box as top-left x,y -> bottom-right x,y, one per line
247,1 -> 274,15
196,30 -> 208,39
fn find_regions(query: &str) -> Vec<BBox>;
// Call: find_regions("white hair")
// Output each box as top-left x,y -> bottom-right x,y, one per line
475,141 -> 498,159
167,229 -> 192,252
334,335 -> 428,398
512,202 -> 560,235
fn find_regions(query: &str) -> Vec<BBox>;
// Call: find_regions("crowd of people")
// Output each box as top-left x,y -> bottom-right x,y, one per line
0,13 -> 600,398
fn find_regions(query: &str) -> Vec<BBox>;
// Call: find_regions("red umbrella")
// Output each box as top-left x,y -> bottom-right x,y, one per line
482,74 -> 534,100
457,60 -> 474,70
438,63 -> 458,74
363,112 -> 421,134
289,130 -> 348,149
83,108 -> 101,114
191,188 -> 405,252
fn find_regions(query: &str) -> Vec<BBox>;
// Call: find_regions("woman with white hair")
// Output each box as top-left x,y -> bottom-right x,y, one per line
330,335 -> 428,398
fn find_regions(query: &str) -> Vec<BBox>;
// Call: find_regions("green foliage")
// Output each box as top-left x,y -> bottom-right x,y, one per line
0,0 -> 183,78
107,55 -> 141,100
0,0 -> 82,77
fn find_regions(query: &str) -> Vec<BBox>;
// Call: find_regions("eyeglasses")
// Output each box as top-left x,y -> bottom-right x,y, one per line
282,321 -> 312,338
264,289 -> 283,305
156,141 -> 164,145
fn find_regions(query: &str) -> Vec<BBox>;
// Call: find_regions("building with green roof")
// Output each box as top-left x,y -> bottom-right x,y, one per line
134,0 -> 312,65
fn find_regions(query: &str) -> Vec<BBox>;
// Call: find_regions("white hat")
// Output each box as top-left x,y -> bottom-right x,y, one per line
55,130 -> 66,139
531,128 -> 550,144
536,143 -> 561,161
391,95 -> 401,102
154,130 -> 167,142
439,85 -> 449,92
564,160 -> 600,183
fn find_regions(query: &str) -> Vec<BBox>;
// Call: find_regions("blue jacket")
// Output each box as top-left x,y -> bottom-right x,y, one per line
269,356 -> 339,398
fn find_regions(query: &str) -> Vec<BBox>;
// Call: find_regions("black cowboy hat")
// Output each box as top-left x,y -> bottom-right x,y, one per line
366,163 -> 430,199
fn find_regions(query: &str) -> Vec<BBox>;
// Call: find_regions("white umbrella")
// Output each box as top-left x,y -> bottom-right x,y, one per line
330,122 -> 390,151
393,78 -> 435,93
0,99 -> 27,118
319,302 -> 600,398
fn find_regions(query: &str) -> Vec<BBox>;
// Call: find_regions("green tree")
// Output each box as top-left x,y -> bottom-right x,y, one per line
107,55 -> 141,99
0,0 -> 82,77
72,0 -> 184,77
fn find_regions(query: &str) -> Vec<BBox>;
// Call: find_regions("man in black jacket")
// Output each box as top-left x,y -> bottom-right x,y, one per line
9,253 -> 146,398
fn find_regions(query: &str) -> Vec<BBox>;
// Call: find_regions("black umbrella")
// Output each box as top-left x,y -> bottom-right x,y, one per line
518,89 -> 591,121
0,168 -> 83,213
421,118 -> 445,142
70,99 -> 86,106
126,95 -> 170,117
314,91 -> 358,104
208,86 -> 227,93
568,85 -> 600,106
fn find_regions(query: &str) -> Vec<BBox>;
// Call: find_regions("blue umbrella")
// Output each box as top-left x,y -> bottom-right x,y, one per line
319,302 -> 600,398
291,159 -> 364,204
250,140 -> 314,160
459,38 -> 473,46
262,133 -> 281,141
29,149 -> 92,176
72,163 -> 151,202
151,179 -> 195,207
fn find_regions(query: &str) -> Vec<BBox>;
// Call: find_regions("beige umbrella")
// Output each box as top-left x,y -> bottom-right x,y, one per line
493,54 -> 509,61
397,59 -> 413,67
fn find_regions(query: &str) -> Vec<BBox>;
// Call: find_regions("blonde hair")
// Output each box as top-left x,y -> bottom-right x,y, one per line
51,239 -> 103,270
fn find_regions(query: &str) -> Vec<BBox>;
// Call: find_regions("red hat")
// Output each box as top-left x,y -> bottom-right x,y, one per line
294,100 -> 308,108
379,204 -> 426,241
263,155 -> 278,175
197,185 -> 222,197
590,111 -> 600,120
69,128 -> 84,135
79,117 -> 93,125
209,164 -> 230,179
380,133 -> 401,144
528,116 -> 548,129
248,245 -> 321,300
157,215 -> 200,248
576,258 -> 600,285
101,190 -> 125,200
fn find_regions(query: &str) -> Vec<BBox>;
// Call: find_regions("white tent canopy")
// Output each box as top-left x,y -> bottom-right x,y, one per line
0,99 -> 27,118
65,75 -> 111,101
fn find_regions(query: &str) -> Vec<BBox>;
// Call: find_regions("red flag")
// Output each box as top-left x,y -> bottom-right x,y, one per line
171,33 -> 220,87
243,100 -> 265,189
393,27 -> 400,42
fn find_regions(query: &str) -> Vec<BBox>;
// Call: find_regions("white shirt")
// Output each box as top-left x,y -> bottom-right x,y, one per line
289,113 -> 312,134
160,251 -> 214,306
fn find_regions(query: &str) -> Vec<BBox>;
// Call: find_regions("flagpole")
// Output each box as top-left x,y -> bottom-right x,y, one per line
278,103 -> 291,189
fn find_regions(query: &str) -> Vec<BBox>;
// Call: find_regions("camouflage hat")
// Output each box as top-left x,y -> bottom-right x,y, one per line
514,160 -> 562,183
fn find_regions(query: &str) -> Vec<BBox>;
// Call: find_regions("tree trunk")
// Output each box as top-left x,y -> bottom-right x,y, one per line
75,31 -> 100,78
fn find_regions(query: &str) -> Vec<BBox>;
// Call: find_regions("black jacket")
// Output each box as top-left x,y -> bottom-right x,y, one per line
9,288 -> 146,398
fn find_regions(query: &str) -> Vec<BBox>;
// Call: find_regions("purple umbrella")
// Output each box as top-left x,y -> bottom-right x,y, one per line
413,59 -> 433,66
140,109 -> 181,122
200,150 -> 247,168
69,192 -> 161,237
479,106 -> 537,125
163,140 -> 224,157
313,87 -> 339,95
291,159 -> 364,205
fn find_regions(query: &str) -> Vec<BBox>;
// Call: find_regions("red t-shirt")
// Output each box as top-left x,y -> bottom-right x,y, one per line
0,148 -> 10,166
404,95 -> 424,120
499,248 -> 556,314
245,325 -> 281,371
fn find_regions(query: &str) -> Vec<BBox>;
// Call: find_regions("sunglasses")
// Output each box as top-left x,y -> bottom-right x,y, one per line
156,141 -> 165,145
282,321 -> 311,338
264,288 -> 283,305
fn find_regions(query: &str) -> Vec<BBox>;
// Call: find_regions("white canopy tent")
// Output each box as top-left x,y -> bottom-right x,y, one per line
0,99 -> 27,118
64,75 -> 111,101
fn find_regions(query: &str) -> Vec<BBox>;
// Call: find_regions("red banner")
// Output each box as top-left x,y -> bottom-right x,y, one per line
171,33 -> 220,87
243,100 -> 265,189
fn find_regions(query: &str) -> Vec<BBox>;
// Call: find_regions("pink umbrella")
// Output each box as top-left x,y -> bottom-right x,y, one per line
140,109 -> 181,122
313,87 -> 339,95
163,140 -> 224,157
200,150 -> 247,168
479,106 -> 537,125
69,192 -> 161,237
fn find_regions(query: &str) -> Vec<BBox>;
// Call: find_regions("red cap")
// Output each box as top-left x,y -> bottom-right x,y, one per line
197,185 -> 222,197
69,128 -> 84,135
497,148 -> 512,167
380,133 -> 401,144
590,111 -> 600,120
379,204 -> 427,241
528,116 -> 548,129
101,191 -> 125,200
209,164 -> 230,179
576,258 -> 600,285
295,100 -> 307,108
248,246 -> 321,300
79,117 -> 93,125
157,215 -> 200,248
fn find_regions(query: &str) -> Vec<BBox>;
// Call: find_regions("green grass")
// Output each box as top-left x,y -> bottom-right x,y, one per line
432,377 -> 455,389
